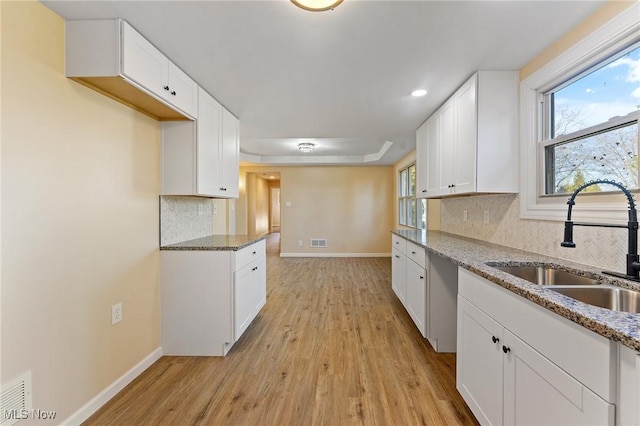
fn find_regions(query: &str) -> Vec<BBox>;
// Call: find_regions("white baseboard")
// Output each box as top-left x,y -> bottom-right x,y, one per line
62,347 -> 162,425
280,252 -> 391,258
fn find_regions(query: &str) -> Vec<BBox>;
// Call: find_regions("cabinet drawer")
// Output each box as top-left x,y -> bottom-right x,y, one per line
392,234 -> 407,254
235,239 -> 266,272
406,241 -> 426,269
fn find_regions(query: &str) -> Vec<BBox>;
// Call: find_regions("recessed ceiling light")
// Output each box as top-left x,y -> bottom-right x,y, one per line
411,89 -> 428,97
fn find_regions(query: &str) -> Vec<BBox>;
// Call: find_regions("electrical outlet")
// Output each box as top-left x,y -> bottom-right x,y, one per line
298,240 -> 303,247
111,303 -> 122,325
484,210 -> 490,224
197,205 -> 204,216
463,210 -> 468,221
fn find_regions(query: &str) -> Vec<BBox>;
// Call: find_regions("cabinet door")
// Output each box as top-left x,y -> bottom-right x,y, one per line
221,108 -> 240,198
121,22 -> 168,99
503,330 -> 614,426
167,62 -> 198,118
391,249 -> 407,307
234,258 -> 267,341
425,113 -> 440,196
438,99 -> 456,195
457,296 -> 503,426
406,259 -> 426,337
416,121 -> 428,197
454,74 -> 477,194
196,88 -> 222,196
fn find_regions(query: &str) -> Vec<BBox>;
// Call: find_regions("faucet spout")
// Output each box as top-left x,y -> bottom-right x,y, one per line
560,179 -> 640,282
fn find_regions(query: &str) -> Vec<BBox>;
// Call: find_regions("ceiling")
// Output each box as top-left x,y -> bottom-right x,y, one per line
43,0 -> 606,165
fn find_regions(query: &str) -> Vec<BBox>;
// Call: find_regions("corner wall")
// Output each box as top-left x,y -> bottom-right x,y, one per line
2,2 -> 161,421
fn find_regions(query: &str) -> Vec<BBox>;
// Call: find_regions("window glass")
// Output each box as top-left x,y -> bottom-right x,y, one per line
408,164 -> 416,197
408,198 -> 416,227
399,199 -> 406,226
543,43 -> 640,194
400,169 -> 408,197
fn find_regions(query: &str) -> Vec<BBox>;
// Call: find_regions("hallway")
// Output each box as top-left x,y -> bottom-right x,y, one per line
85,233 -> 477,425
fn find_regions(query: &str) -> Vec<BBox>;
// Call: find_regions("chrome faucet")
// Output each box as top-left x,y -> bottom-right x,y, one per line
561,179 -> 640,282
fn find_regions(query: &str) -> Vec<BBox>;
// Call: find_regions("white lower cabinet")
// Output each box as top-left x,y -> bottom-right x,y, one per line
406,257 -> 426,336
617,344 -> 640,426
234,256 -> 267,339
457,268 -> 615,426
161,239 -> 266,356
391,247 -> 407,307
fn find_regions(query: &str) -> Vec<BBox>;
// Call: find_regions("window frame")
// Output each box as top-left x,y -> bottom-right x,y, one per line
398,163 -> 426,230
520,3 -> 640,224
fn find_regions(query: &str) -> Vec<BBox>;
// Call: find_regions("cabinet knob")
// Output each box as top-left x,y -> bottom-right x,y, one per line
422,190 -> 427,193
492,336 -> 499,344
252,251 -> 256,255
163,86 -> 170,91
419,276 -> 424,280
220,187 -> 227,191
252,266 -> 258,271
411,251 -> 416,254
171,90 -> 176,96
502,345 -> 511,354
395,255 -> 400,259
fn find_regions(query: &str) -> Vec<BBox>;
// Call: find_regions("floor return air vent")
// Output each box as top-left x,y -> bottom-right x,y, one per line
0,371 -> 32,425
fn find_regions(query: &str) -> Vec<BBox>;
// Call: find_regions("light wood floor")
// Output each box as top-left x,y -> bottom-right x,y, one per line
85,233 -> 478,425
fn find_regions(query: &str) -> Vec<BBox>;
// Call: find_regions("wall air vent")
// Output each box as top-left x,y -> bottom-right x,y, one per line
310,239 -> 327,248
0,371 -> 33,425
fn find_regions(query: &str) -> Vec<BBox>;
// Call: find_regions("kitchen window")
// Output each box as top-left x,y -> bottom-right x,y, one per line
541,43 -> 640,195
520,3 -> 640,223
398,163 -> 426,229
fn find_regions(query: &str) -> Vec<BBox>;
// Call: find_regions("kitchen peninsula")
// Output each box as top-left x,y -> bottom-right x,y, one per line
161,234 -> 267,356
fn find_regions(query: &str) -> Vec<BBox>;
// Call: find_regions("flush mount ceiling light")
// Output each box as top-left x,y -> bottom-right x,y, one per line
411,89 -> 428,97
291,0 -> 343,12
298,142 -> 316,153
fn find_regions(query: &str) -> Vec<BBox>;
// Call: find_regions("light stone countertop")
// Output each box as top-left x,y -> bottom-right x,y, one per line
392,229 -> 640,352
160,234 -> 266,251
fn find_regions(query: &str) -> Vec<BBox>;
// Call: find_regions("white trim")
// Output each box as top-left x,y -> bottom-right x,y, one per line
520,2 -> 640,224
239,141 -> 394,165
61,347 -> 162,426
280,252 -> 391,258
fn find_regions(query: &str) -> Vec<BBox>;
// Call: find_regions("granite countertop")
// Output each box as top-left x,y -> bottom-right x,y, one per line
392,229 -> 640,352
160,234 -> 266,251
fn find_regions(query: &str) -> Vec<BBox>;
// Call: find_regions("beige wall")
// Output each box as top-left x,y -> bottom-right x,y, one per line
245,173 -> 270,236
239,165 -> 394,255
520,1 -> 635,81
2,1 -> 160,422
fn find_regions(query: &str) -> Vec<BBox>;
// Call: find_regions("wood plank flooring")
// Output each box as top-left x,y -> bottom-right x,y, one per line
84,233 -> 478,425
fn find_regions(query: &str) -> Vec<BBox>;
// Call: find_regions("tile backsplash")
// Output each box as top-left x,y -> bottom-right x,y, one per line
160,196 -> 214,246
439,193 -> 627,272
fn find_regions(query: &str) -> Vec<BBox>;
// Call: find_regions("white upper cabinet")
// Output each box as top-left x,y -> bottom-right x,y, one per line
220,108 -> 240,197
161,88 -> 239,198
66,19 -> 197,120
416,71 -> 519,198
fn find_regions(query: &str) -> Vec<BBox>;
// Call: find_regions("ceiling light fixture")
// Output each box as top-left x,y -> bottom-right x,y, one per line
411,89 -> 428,97
291,0 -> 343,12
298,142 -> 316,153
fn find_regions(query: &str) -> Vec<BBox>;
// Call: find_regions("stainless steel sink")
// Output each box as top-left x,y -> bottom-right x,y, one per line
549,286 -> 640,314
492,265 -> 597,286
